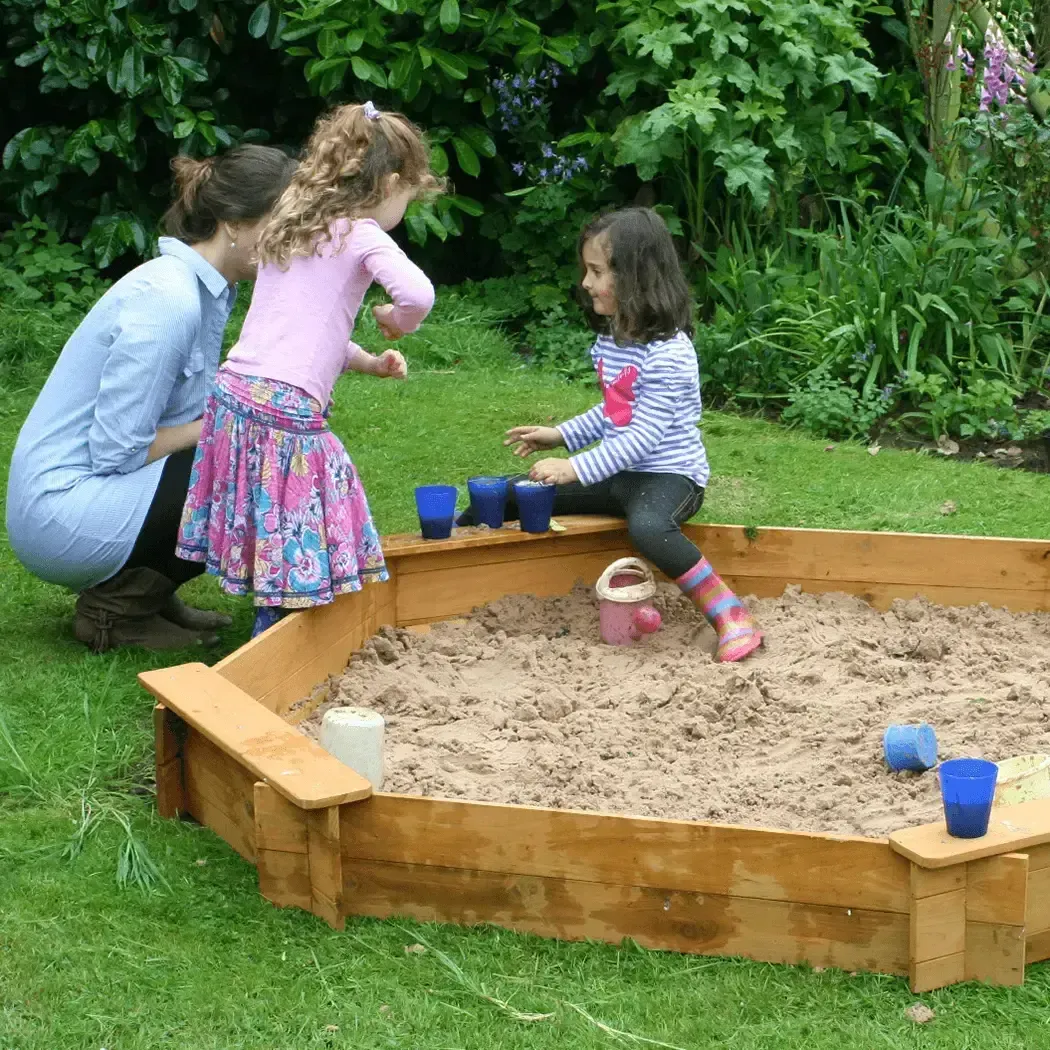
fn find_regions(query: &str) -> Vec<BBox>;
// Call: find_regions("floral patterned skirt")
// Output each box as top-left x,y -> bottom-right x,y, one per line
176,370 -> 387,608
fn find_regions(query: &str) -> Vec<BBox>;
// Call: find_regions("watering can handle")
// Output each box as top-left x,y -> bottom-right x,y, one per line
596,557 -> 655,593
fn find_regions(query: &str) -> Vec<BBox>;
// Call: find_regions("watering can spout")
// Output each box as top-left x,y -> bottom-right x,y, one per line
630,606 -> 663,639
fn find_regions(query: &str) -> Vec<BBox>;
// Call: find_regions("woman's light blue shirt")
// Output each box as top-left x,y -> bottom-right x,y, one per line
6,238 -> 234,591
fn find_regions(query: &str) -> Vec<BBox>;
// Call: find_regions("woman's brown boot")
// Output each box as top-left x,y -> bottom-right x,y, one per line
160,593 -> 233,632
74,568 -> 219,653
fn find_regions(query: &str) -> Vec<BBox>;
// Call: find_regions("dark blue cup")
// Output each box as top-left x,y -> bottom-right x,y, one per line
513,480 -> 556,533
467,476 -> 508,529
414,485 -> 458,540
883,723 -> 938,773
939,758 -> 998,839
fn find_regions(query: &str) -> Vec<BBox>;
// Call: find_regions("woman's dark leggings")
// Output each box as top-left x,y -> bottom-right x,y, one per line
121,448 -> 205,586
501,471 -> 705,580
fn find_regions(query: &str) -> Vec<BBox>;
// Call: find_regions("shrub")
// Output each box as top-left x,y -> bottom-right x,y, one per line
0,218 -> 108,319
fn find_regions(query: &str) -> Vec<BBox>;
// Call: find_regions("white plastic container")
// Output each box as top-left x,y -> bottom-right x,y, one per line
319,706 -> 385,789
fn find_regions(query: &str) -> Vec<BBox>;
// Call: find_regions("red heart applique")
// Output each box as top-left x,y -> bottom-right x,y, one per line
598,359 -> 638,427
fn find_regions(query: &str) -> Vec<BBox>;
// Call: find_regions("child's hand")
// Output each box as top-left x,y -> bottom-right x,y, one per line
504,426 -> 564,458
373,304 -> 405,341
372,349 -> 408,380
530,458 -> 577,486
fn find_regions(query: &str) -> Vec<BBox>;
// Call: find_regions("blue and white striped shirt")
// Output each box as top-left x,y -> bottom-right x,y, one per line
6,238 -> 234,591
558,332 -> 710,488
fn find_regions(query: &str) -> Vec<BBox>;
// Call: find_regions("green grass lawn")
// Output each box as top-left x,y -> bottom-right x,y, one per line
2,318 -> 1050,1049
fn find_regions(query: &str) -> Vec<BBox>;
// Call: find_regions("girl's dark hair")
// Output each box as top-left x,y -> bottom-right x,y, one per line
578,207 -> 693,342
161,145 -> 299,243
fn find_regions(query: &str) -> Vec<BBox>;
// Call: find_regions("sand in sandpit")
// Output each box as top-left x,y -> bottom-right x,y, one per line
297,583 -> 1050,838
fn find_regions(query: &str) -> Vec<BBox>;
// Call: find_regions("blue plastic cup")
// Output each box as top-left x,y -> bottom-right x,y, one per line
513,480 -> 556,533
883,723 -> 938,773
939,758 -> 998,839
414,485 -> 458,540
467,476 -> 508,529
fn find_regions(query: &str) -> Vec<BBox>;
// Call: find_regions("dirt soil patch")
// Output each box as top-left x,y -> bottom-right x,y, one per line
297,584 -> 1050,838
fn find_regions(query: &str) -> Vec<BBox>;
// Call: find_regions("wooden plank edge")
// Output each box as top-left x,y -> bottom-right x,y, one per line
138,662 -> 371,810
339,856 -> 910,977
339,794 -> 910,914
890,800 -> 1050,869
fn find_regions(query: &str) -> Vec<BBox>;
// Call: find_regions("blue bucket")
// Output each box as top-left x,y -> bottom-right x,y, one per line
883,723 -> 938,773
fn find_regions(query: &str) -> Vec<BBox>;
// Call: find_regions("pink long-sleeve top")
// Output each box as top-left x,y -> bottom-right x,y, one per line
224,217 -> 435,408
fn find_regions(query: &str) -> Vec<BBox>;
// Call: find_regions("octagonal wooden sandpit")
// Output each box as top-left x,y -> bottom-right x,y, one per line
139,518 -> 1050,993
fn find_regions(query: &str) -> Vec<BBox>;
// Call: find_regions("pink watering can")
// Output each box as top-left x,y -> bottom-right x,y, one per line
595,557 -> 663,646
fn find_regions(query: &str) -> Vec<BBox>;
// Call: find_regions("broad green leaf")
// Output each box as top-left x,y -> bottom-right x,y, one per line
351,55 -> 387,87
431,48 -> 468,80
613,113 -> 681,180
447,193 -> 484,216
440,0 -> 460,33
637,24 -> 691,67
318,27 -> 340,58
248,2 -> 271,39
422,206 -> 448,239
171,57 -> 209,82
722,55 -> 754,92
117,106 -> 137,143
430,143 -> 449,176
87,217 -> 125,268
389,53 -> 415,90
714,140 -> 774,206
882,17 -> 910,45
771,123 -> 802,158
173,119 -> 196,139
823,54 -> 880,96
452,136 -> 480,176
345,29 -> 366,52
117,47 -> 146,95
403,208 -> 427,245
15,43 -> 49,68
458,126 -> 496,158
159,57 -> 184,105
374,0 -> 399,10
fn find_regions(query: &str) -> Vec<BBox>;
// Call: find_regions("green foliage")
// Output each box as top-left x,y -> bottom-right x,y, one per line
0,218 -> 108,318
599,0 -> 900,254
783,373 -> 891,440
698,168 -> 1050,438
1,0 -> 915,279
897,372 -> 1030,440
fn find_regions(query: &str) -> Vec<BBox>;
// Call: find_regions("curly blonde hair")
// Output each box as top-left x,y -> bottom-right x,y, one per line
256,103 -> 444,267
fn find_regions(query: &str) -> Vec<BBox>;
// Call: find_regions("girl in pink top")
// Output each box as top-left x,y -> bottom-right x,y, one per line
177,102 -> 440,636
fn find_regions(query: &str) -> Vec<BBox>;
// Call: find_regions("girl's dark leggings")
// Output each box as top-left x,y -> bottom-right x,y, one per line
493,471 -> 705,580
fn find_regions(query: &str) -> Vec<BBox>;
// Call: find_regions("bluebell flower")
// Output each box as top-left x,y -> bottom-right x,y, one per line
575,156 -> 588,170
528,77 -> 536,87
512,75 -> 521,88
539,167 -> 548,178
512,161 -> 525,175
541,143 -> 555,158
